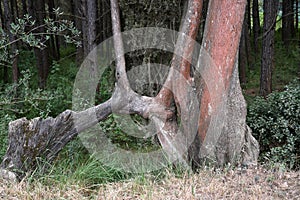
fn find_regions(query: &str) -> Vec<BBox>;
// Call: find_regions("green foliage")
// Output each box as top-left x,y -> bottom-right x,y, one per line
7,12 -> 81,49
0,70 -> 52,158
99,114 -> 160,152
247,79 -> 300,169
0,9 -> 81,76
32,139 -> 129,185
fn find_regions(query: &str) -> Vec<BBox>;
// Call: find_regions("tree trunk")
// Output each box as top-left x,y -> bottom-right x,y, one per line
21,0 -> 27,15
0,0 -> 259,181
9,0 -> 18,19
86,0 -> 97,53
239,18 -> 248,85
260,0 -> 279,97
72,0 -> 84,63
3,0 -> 19,84
32,0 -> 50,89
48,0 -> 60,61
282,0 -> 294,47
81,0 -> 88,57
296,0 -> 299,33
0,0 -> 4,25
252,0 -> 261,54
195,0 -> 258,166
247,0 -> 251,35
0,1 -> 8,84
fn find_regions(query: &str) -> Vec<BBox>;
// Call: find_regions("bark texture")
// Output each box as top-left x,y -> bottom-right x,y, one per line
196,0 -> 258,166
0,101 -> 112,181
260,0 -> 279,97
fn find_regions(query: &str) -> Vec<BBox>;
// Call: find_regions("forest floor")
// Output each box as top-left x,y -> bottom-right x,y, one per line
0,165 -> 299,199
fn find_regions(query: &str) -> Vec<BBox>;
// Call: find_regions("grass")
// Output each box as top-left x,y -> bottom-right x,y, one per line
1,165 -> 300,199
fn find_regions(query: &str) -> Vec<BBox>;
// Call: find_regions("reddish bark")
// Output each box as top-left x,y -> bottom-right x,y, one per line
157,0 -> 203,105
198,0 -> 247,142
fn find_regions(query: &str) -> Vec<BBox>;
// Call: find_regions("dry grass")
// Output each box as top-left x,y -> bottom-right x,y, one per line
1,166 -> 299,200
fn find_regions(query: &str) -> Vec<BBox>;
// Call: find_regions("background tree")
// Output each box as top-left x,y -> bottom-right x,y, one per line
239,5 -> 252,85
282,0 -> 294,47
86,0 -> 97,53
48,0 -> 60,60
260,0 -> 279,97
252,0 -> 261,54
296,0 -> 299,33
3,0 -> 19,84
32,0 -> 50,89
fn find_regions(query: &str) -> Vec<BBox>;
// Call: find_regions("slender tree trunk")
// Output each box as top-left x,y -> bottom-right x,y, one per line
81,0 -> 88,57
72,0 -> 84,63
0,1 -> 8,84
33,0 -> 50,89
48,0 -> 60,60
4,0 -> 19,84
0,0 -> 4,25
260,0 -> 279,97
86,0 -> 97,53
296,0 -> 299,33
247,0 -> 251,35
282,0 -> 294,47
21,0 -> 27,15
239,18 -> 248,85
252,0 -> 261,54
239,5 -> 252,83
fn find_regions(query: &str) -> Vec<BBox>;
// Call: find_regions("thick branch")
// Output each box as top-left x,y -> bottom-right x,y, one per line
157,0 -> 203,105
110,0 -> 130,89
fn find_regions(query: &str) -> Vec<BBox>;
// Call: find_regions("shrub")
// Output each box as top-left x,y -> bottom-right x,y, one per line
0,68 -> 73,159
247,79 -> 300,169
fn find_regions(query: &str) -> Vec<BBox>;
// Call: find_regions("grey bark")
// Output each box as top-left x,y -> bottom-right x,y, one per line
86,0 -> 97,53
0,101 -> 112,181
215,57 -> 259,166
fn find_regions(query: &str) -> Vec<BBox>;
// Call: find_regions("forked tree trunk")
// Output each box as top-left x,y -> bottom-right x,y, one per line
0,0 -> 259,181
